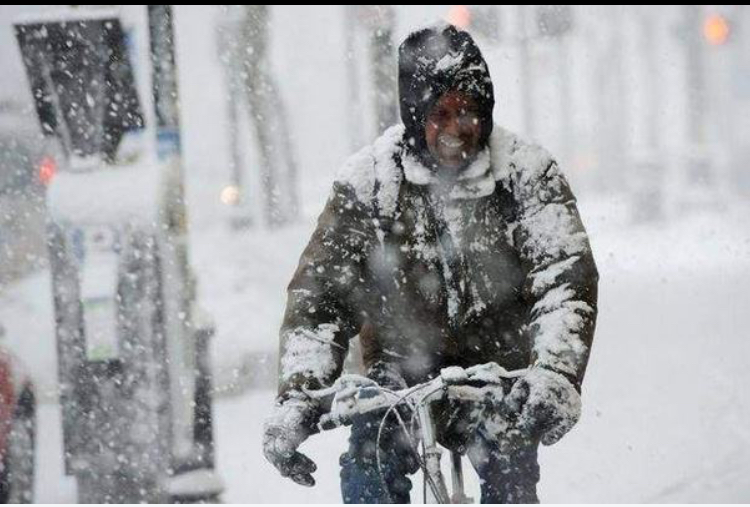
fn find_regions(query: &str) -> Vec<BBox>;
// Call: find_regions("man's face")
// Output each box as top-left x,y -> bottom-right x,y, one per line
425,90 -> 482,173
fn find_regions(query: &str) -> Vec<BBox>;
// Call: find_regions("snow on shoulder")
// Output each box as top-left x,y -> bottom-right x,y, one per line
489,124 -> 555,188
335,124 -> 404,218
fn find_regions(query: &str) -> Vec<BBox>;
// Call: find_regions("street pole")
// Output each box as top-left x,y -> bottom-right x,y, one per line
518,5 -> 535,140
148,3 -> 198,469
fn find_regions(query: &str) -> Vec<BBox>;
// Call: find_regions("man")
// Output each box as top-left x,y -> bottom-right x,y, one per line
263,24 -> 598,503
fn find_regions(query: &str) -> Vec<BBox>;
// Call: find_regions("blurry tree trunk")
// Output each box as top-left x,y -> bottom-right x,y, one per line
681,5 -> 721,211
367,6 -> 398,134
344,6 -> 364,151
239,5 -> 300,227
345,5 -> 398,147
556,31 -> 573,167
632,8 -> 665,222
684,5 -> 707,149
216,13 -> 245,199
593,6 -> 629,193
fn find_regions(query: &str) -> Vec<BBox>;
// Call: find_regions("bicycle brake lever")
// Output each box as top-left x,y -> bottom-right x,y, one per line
464,363 -> 528,384
302,374 -> 378,400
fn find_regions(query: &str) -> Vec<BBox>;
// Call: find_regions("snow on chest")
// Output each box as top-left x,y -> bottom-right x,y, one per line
407,196 -> 498,322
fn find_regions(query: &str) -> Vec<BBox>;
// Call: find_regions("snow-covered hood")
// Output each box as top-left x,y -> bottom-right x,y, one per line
398,23 -> 495,169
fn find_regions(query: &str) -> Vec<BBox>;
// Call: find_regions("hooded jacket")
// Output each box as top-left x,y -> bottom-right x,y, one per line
276,24 -> 598,399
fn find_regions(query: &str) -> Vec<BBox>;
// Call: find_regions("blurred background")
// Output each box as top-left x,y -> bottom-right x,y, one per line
0,5 -> 749,503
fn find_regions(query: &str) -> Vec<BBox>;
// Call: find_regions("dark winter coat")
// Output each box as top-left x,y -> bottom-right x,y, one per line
277,24 -> 598,399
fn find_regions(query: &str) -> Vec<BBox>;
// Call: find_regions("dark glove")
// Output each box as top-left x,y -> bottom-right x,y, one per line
262,391 -> 319,486
439,397 -> 485,453
504,367 -> 581,446
439,364 -> 506,453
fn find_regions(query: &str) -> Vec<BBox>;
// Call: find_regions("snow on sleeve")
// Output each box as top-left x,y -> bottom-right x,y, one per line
518,198 -> 590,265
492,126 -> 598,385
280,323 -> 343,385
492,127 -> 588,266
530,256 -> 581,294
529,284 -> 594,378
279,159 -> 382,395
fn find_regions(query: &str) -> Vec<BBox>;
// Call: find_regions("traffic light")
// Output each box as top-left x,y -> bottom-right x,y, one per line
703,14 -> 730,46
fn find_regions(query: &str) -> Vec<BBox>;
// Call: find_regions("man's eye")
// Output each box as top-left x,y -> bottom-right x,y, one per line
458,111 -> 480,125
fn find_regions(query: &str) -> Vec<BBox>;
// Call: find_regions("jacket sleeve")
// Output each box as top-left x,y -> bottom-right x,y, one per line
277,181 -> 376,397
512,153 -> 599,390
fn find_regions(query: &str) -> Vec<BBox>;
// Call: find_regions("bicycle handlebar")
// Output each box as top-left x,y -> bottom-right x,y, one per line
307,363 -> 528,433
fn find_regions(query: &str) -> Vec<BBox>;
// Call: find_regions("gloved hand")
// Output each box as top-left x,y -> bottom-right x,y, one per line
440,363 -> 507,453
262,391 -> 319,486
503,367 -> 581,446
439,396 -> 485,453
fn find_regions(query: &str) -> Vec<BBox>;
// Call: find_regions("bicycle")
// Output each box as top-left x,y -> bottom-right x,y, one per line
304,363 -> 527,504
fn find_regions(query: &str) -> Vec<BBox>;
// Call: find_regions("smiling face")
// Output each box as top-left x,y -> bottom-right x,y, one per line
424,90 -> 483,173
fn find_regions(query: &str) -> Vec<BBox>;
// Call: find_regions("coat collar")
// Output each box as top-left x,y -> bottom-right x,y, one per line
401,147 -> 495,200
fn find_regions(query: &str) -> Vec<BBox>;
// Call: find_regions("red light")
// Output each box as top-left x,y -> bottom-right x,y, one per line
446,5 -> 471,30
38,157 -> 56,185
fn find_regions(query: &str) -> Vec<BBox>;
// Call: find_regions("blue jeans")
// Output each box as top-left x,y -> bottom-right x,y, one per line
339,413 -> 540,504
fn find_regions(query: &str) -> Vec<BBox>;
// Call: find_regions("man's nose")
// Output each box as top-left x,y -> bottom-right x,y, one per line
443,117 -> 462,136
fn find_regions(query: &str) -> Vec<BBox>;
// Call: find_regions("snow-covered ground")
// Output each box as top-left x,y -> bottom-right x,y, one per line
151,200 -> 750,504
2,196 -> 749,503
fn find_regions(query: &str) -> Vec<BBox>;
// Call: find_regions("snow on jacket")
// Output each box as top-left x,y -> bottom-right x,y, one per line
277,123 -> 599,395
